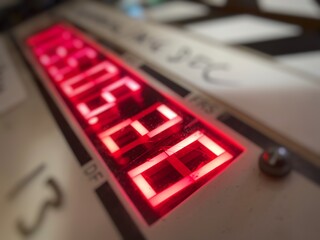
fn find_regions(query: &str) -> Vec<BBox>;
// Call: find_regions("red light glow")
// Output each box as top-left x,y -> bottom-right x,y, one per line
128,131 -> 233,206
26,23 -> 243,223
61,61 -> 119,97
98,103 -> 181,155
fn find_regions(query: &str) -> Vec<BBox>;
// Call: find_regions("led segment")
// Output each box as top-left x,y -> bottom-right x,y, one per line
128,131 -> 233,206
76,76 -> 141,124
26,23 -> 243,224
98,103 -> 182,155
61,61 -> 119,97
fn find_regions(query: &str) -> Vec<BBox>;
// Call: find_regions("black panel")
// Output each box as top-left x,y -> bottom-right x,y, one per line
96,182 -> 145,240
242,32 -> 320,56
141,65 -> 190,97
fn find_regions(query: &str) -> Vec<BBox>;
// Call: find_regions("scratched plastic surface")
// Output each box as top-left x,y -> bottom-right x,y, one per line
27,23 -> 243,223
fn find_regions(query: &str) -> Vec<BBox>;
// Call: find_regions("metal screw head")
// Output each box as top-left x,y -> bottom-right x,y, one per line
259,147 -> 292,178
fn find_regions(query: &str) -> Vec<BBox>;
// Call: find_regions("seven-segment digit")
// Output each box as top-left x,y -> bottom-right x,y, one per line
46,47 -> 99,82
61,61 -> 119,97
98,103 -> 182,155
128,131 -> 233,206
76,76 -> 141,125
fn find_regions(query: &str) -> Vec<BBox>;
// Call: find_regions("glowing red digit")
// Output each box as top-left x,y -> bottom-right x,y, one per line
66,47 -> 98,66
38,37 -> 85,66
60,61 -> 119,97
47,60 -> 76,82
27,25 -> 66,47
128,131 -> 233,207
47,46 -> 100,82
29,27 -> 99,83
36,32 -> 72,53
98,103 -> 182,155
76,76 -> 141,125
34,37 -> 89,82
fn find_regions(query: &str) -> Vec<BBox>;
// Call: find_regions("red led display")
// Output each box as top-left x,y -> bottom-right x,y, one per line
27,23 -> 243,223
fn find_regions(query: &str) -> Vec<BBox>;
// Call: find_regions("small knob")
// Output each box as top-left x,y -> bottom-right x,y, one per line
259,147 -> 292,178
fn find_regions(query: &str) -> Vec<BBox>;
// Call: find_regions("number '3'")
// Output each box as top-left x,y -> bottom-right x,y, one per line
16,178 -> 63,237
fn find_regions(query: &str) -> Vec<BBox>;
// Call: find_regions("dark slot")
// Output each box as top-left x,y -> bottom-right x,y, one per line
140,65 -> 190,97
96,182 -> 145,240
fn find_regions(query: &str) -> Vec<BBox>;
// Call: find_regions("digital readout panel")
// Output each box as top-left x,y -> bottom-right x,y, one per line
26,23 -> 243,223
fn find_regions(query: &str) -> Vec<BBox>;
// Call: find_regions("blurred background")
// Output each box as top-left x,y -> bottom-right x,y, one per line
1,0 -> 320,79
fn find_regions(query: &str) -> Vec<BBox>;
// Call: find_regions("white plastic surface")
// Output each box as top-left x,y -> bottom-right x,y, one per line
0,36 -> 27,114
186,14 -> 302,44
258,0 -> 320,19
278,51 -> 320,79
146,1 -> 209,22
